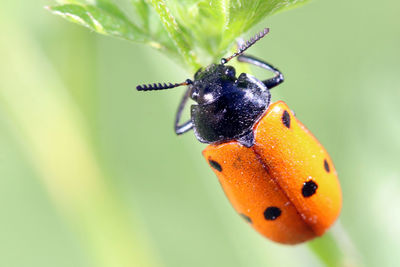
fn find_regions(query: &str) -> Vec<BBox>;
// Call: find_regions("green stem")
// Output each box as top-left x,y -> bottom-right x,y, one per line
308,223 -> 363,267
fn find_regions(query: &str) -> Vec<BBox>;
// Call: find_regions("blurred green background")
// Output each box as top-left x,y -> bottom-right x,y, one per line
1,0 -> 400,266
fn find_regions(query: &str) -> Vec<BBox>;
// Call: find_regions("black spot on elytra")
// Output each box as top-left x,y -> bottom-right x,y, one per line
302,180 -> 318,197
264,206 -> 281,220
209,159 -> 222,172
324,159 -> 330,173
282,110 -> 291,128
240,213 -> 252,223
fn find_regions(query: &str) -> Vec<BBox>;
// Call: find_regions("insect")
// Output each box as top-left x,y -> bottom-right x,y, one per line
137,28 -> 342,244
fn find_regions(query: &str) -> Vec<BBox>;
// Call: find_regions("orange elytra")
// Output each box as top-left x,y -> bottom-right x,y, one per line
137,28 -> 342,244
203,101 -> 342,244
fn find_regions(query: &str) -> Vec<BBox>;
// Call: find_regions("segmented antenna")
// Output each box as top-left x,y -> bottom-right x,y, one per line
221,28 -> 270,64
136,79 -> 193,91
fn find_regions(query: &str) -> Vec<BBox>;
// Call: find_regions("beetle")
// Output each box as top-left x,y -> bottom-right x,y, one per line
137,28 -> 342,244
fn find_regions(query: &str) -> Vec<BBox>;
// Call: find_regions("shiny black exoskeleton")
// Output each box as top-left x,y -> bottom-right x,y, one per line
190,63 -> 270,146
137,28 -> 284,147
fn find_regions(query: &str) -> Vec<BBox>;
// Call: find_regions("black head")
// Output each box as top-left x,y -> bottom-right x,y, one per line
190,64 -> 236,104
187,63 -> 270,146
137,28 -> 275,147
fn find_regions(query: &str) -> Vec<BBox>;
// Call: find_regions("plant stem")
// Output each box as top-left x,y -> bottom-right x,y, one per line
308,223 -> 363,267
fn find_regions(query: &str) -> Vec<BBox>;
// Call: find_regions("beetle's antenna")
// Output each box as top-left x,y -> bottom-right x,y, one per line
137,79 -> 193,91
221,28 -> 270,65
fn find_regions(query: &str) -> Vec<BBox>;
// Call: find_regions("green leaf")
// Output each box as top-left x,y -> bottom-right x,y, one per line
147,0 -> 201,70
167,0 -> 227,61
48,2 -> 182,61
48,0 -> 309,69
221,0 -> 309,48
168,0 -> 309,61
47,3 -> 147,42
130,0 -> 150,31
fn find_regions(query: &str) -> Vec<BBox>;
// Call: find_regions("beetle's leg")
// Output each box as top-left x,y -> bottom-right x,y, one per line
237,54 -> 284,89
175,87 -> 193,135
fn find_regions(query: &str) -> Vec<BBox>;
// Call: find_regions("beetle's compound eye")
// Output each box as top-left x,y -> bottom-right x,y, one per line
191,87 -> 199,101
224,66 -> 236,79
